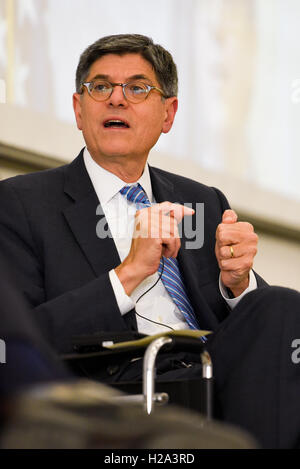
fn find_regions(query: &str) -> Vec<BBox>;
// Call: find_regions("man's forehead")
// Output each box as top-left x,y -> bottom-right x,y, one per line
87,53 -> 156,81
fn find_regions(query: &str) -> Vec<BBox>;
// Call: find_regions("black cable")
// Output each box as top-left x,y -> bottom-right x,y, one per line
135,257 -> 175,331
135,256 -> 164,304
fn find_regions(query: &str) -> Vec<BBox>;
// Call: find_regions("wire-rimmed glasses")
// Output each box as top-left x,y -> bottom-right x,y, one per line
80,80 -> 165,103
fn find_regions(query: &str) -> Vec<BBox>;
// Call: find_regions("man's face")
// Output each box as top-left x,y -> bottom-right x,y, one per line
73,53 -> 178,167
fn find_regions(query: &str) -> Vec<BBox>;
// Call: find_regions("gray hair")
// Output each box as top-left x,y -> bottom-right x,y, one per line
75,34 -> 178,98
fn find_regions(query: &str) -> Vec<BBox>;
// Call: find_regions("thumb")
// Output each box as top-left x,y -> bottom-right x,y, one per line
222,209 -> 238,224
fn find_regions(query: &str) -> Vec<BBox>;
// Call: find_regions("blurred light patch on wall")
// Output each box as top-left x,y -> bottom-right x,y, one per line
0,78 -> 5,103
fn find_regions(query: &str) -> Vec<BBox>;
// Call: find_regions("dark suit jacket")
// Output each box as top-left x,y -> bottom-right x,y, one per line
0,149 -> 265,353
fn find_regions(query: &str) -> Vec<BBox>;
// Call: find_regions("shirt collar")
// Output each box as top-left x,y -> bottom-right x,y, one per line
83,148 -> 153,205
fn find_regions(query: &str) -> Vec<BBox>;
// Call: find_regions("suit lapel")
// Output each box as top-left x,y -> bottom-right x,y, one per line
62,151 -> 120,277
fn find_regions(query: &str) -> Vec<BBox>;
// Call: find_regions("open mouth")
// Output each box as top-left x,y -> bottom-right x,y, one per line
103,120 -> 130,129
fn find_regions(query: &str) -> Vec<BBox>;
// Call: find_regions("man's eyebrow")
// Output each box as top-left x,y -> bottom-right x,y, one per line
89,74 -> 109,81
89,74 -> 153,83
127,74 -> 152,82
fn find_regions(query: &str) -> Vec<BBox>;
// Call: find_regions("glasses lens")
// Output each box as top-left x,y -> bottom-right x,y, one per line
124,82 -> 148,102
90,80 -> 112,101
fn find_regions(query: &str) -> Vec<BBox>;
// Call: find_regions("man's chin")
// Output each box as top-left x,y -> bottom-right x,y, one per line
90,147 -> 134,161
102,150 -> 132,159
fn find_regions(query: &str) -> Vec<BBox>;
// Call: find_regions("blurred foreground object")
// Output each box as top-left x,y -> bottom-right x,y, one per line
0,380 -> 257,449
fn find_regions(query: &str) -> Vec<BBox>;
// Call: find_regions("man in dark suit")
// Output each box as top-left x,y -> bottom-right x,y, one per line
0,34 -> 299,448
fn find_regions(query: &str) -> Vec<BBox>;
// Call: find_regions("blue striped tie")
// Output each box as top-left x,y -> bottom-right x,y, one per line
120,183 -> 200,330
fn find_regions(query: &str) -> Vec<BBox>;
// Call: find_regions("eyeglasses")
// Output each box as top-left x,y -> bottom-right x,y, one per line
80,79 -> 165,103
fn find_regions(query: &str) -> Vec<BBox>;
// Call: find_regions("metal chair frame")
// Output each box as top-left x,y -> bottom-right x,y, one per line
112,336 -> 213,417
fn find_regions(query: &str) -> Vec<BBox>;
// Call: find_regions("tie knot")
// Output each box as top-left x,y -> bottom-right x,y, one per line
120,183 -> 151,207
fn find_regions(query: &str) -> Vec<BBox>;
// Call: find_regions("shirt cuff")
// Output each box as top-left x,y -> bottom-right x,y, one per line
109,269 -> 135,316
219,270 -> 258,310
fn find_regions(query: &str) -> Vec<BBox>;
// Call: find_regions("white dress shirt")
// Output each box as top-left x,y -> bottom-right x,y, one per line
83,148 -> 257,334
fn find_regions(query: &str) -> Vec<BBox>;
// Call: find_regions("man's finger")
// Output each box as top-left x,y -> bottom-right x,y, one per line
222,209 -> 238,224
157,202 -> 194,224
162,235 -> 181,258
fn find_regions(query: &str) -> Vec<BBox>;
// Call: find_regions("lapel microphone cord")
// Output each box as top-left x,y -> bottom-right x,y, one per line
135,256 -> 175,331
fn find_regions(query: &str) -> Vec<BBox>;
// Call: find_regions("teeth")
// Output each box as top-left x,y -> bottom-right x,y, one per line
104,120 -> 128,128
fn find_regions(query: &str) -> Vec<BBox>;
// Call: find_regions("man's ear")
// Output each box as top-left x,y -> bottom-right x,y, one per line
73,93 -> 83,131
162,97 -> 178,134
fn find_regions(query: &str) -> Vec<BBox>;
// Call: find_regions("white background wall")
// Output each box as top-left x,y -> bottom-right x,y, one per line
254,234 -> 300,291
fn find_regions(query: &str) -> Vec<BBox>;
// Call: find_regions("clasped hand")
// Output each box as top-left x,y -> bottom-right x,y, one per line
115,202 -> 193,295
215,209 -> 258,297
116,204 -> 258,298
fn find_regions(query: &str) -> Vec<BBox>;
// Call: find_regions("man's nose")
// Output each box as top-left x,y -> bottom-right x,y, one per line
107,84 -> 128,107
